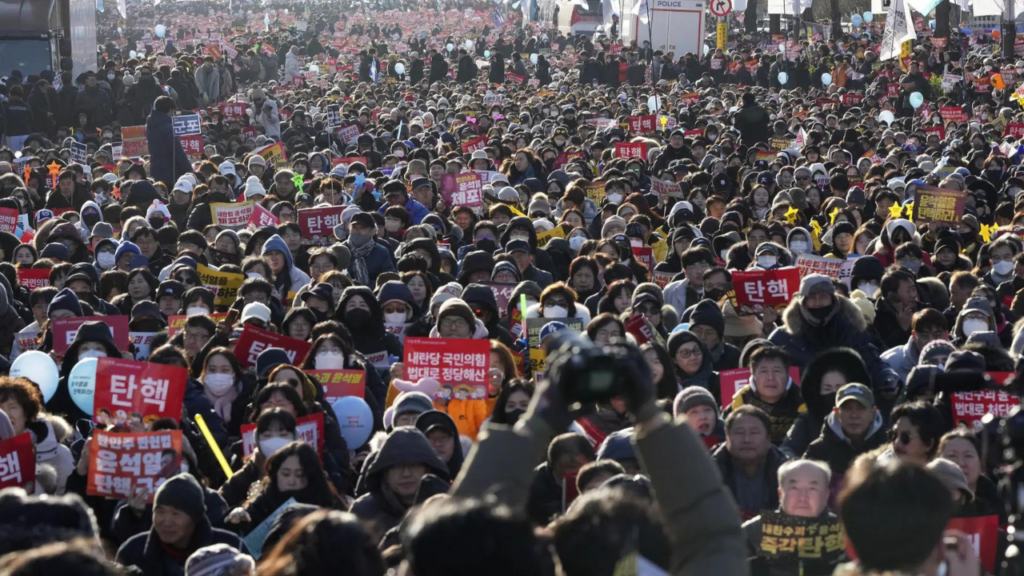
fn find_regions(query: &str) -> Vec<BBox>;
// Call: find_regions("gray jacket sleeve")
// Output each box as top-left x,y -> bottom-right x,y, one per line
450,419 -> 549,509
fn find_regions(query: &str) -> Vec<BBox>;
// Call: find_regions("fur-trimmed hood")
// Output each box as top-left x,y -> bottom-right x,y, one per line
781,294 -> 867,336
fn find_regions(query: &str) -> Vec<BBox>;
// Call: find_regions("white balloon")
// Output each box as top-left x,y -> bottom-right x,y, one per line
117,27 -> 123,34
464,39 -> 474,50
530,53 -> 538,65
778,71 -> 788,85
10,351 -> 59,403
332,396 -> 373,449
394,62 -> 406,75
878,110 -> 895,125
446,43 -> 454,52
263,16 -> 270,25
308,63 -> 319,73
484,49 -> 491,58
154,24 -> 166,38
129,50 -> 137,58
648,95 -> 661,111
69,358 -> 98,417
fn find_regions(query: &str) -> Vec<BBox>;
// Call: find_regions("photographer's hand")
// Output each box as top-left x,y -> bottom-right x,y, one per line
614,342 -> 660,425
517,372 -> 580,436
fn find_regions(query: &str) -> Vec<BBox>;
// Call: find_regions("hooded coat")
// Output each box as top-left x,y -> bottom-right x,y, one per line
669,330 -> 722,403
768,295 -> 897,393
261,234 -> 311,298
116,508 -> 247,576
26,415 -> 74,494
461,284 -> 516,348
47,321 -> 122,423
336,286 -> 403,376
350,427 -> 449,539
0,281 -> 25,358
804,410 -> 886,479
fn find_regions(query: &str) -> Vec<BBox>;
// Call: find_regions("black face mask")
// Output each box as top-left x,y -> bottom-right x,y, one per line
505,408 -> 525,426
148,216 -> 165,230
475,239 -> 496,254
345,308 -> 372,328
809,305 -> 834,321
310,308 -> 329,324
84,215 -> 101,229
209,248 -> 236,266
704,288 -> 727,303
133,319 -> 164,333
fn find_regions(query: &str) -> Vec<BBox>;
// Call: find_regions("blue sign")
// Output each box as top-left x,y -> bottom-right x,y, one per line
172,114 -> 202,137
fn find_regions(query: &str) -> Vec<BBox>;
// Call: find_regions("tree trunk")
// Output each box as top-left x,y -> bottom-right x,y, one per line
934,0 -> 950,38
745,0 -> 758,33
830,0 -> 842,39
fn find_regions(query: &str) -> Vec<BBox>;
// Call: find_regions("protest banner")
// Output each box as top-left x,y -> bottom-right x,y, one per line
679,92 -> 700,105
628,115 -> 656,133
254,142 -> 288,168
584,182 -> 606,204
92,358 -> 187,429
757,510 -> 846,566
442,172 -> 484,208
526,317 -> 585,349
479,282 -> 516,319
505,72 -> 524,84
632,246 -> 654,271
536,225 -> 566,247
16,267 -> 49,290
210,201 -> 255,229
922,126 -> 945,141
404,337 -> 490,400
769,138 -> 793,151
614,141 -> 648,159
196,263 -> 244,307
70,141 -> 88,165
171,114 -> 202,137
1005,123 -> 1024,139
220,102 -> 246,119
248,202 -> 279,228
795,253 -> 844,279
307,370 -> 366,404
651,178 -> 683,198
733,268 -> 801,310
243,498 -> 296,560
719,367 -> 802,409
330,156 -> 368,174
461,136 -> 488,154
335,124 -> 361,145
951,388 -> 1020,431
624,314 -> 663,347
912,186 -> 967,226
128,332 -> 158,361
233,325 -> 312,369
52,316 -> 130,356
242,412 -> 323,458
121,125 -> 148,157
939,106 -> 966,123
298,206 -> 345,246
0,433 -> 34,490
947,515 -> 998,573
167,313 -> 227,336
180,135 -> 204,160
87,430 -> 183,500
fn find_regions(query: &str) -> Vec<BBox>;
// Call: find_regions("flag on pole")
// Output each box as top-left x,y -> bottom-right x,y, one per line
632,0 -> 650,23
879,0 -> 915,61
370,59 -> 378,84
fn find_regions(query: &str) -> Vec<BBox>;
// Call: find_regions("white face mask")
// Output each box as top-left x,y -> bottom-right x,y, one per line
994,260 -> 1014,276
97,252 -> 116,269
385,219 -> 401,232
259,436 -> 292,458
510,233 -> 530,242
384,312 -> 407,324
607,193 -> 623,204
394,149 -> 405,158
962,318 -> 988,337
789,241 -> 807,254
543,305 -> 568,319
857,283 -> 879,298
204,372 -> 235,394
187,306 -> 210,316
315,351 -> 346,370
78,349 -> 107,359
757,256 -> 777,268
568,236 -> 585,251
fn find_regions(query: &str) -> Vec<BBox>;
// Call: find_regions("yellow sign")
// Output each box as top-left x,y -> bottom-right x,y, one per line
196,264 -> 244,307
536,225 -> 566,247
717,22 -> 727,50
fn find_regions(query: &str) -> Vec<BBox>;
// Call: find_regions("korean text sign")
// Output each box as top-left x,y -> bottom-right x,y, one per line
92,358 -> 187,429
912,186 -> 967,226
210,201 -> 255,229
404,337 -> 490,400
757,510 -> 846,566
952,388 -> 1019,430
88,430 -> 182,501
0,433 -> 34,490
52,316 -> 130,356
307,370 -> 367,404
242,413 -> 323,458
443,173 -> 483,208
233,325 -> 312,369
733,268 -> 801,310
298,206 -> 345,246
196,264 -> 244,307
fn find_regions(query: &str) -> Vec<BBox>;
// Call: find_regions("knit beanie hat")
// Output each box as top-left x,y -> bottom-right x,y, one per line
185,544 -> 254,576
673,386 -> 719,418
601,215 -> 627,238
799,274 -> 835,299
154,473 -> 206,525
394,391 -> 435,418
430,282 -> 464,310
681,300 -> 726,339
437,298 -> 476,328
47,287 -> 84,317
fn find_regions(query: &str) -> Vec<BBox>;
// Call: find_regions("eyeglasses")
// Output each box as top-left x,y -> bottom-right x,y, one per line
637,305 -> 661,315
889,429 -> 916,444
439,318 -> 469,330
543,299 -> 568,308
677,347 -> 703,359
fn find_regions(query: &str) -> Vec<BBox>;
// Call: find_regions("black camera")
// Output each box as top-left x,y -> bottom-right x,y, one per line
544,331 -> 648,405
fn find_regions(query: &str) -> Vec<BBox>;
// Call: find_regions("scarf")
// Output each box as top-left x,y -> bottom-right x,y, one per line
349,238 -> 375,286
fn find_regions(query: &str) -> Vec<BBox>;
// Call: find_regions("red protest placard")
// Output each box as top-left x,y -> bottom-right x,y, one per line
923,126 -> 945,140
180,135 -> 204,160
614,141 -> 648,159
840,94 -> 863,106
88,430 -> 182,500
17,268 -> 49,290
628,115 -> 656,133
242,412 -> 323,458
733,268 -> 801,310
0,207 -> 17,233
92,358 -> 187,428
298,205 -> 344,246
1006,122 -> 1024,139
331,156 -> 367,168
632,246 -> 654,271
443,172 -> 483,208
404,337 -> 490,400
795,254 -> 844,279
461,136 -> 487,154
718,367 -> 802,408
335,124 -> 361,145
624,314 -> 660,346
220,102 -> 246,119
480,282 -> 516,319
951,388 -> 1019,430
233,325 -> 312,369
0,433 -> 34,490
248,202 -> 279,228
307,370 -> 366,404
505,72 -> 524,84
939,106 -> 967,123
52,316 -> 130,356
947,515 -> 998,574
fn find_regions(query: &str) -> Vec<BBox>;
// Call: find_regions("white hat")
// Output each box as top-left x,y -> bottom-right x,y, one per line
244,176 -> 266,199
173,178 -> 193,194
179,173 -> 198,186
241,302 -> 272,324
490,173 -> 510,185
498,186 -> 519,201
219,161 -> 237,179
471,149 -> 488,160
146,200 -> 171,224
